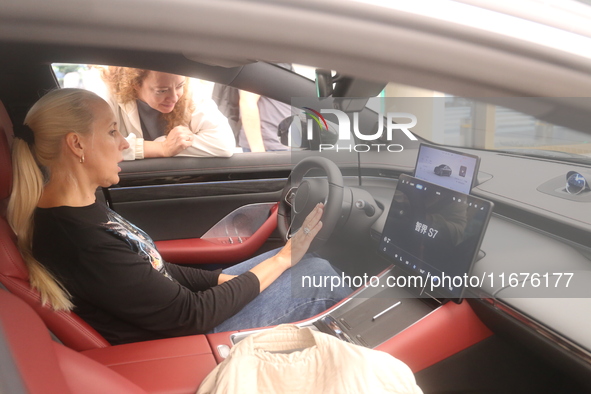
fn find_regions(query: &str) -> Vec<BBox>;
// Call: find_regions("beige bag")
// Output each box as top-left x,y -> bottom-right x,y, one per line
198,325 -> 423,394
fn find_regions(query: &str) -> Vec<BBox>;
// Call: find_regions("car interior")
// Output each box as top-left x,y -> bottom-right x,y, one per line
1,37 -> 591,394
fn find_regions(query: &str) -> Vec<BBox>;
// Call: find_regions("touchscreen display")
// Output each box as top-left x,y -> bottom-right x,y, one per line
414,144 -> 480,194
379,174 -> 493,301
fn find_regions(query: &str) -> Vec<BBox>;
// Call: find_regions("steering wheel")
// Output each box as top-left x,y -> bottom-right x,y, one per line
278,156 -> 344,250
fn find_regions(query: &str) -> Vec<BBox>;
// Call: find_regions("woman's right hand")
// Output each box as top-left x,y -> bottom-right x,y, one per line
161,126 -> 194,157
274,203 -> 324,268
248,203 -> 323,292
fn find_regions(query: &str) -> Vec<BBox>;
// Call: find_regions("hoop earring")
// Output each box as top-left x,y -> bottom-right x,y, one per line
80,154 -> 85,164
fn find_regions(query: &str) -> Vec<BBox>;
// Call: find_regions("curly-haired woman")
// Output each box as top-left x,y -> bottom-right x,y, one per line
101,67 -> 235,160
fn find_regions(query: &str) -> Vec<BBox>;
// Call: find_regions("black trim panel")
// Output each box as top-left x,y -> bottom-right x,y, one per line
469,298 -> 591,390
110,179 -> 286,203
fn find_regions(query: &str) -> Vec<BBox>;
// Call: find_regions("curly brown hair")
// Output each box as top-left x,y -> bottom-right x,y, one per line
101,66 -> 195,133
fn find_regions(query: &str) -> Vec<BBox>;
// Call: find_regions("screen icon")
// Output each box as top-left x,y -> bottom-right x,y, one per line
459,165 -> 467,177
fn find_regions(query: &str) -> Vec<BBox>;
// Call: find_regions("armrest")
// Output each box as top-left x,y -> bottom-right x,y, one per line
82,335 -> 217,394
156,205 -> 278,264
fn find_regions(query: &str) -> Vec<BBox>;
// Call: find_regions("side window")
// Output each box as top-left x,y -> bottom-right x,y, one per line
52,64 -> 108,98
51,63 -> 292,155
211,84 -> 291,153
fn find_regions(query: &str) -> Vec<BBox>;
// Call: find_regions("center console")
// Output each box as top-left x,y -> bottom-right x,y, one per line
224,278 -> 493,373
229,173 -> 494,365
229,267 -> 440,348
313,273 -> 440,348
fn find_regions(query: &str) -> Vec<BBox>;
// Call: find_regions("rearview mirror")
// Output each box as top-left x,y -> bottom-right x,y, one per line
278,115 -> 298,147
315,69 -> 334,98
315,69 -> 386,103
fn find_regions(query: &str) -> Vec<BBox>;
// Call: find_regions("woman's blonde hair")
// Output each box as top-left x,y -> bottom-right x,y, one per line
101,66 -> 195,131
7,88 -> 106,311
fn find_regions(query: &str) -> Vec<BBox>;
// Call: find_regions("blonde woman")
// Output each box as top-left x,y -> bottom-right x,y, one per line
8,89 -> 350,345
101,67 -> 235,160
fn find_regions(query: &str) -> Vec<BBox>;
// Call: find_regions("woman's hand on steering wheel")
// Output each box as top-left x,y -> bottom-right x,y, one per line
277,157 -> 344,251
246,203 -> 324,293
276,203 -> 324,267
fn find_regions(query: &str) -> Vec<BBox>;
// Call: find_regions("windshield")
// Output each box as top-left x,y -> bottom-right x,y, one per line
378,84 -> 591,164
439,96 -> 591,164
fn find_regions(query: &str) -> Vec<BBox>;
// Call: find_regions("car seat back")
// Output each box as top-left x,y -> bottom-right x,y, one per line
0,100 -> 110,351
0,99 -> 12,208
0,290 -> 146,394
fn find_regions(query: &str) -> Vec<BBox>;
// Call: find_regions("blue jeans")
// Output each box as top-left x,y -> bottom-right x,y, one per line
209,249 -> 352,333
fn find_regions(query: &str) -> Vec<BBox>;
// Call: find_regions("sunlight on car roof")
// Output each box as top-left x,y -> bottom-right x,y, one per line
351,0 -> 591,59
292,64 -> 317,81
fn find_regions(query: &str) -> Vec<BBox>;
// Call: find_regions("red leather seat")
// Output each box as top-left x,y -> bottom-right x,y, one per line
0,289 -> 146,394
0,101 -> 110,351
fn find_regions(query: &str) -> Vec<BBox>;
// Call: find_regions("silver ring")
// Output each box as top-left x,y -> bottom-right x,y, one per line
303,227 -> 310,235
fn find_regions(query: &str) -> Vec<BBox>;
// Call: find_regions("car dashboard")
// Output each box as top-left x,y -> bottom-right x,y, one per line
360,147 -> 591,387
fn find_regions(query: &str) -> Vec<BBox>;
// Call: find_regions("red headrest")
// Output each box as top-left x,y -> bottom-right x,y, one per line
0,101 -> 12,202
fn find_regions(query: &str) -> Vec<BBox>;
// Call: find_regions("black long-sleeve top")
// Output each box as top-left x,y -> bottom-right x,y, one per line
32,202 -> 260,345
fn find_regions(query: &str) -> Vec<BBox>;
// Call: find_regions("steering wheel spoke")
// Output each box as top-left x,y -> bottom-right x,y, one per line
284,186 -> 298,207
278,157 -> 344,250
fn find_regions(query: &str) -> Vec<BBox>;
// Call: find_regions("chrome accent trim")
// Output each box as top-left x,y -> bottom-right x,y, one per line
317,315 -> 355,343
230,328 -> 269,345
202,202 -> 276,239
372,301 -> 402,321
216,344 -> 231,359
370,301 -> 443,349
283,186 -> 298,241
284,186 -> 297,207
285,221 -> 293,241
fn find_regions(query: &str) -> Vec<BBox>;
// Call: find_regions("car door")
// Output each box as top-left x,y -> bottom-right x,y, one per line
105,145 -> 362,267
107,153 -> 292,266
